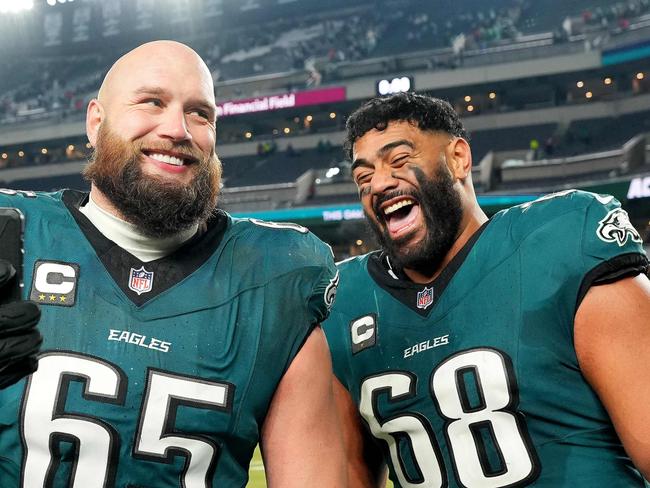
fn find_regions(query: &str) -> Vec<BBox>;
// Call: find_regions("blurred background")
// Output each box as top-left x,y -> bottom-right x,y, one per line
0,0 -> 649,257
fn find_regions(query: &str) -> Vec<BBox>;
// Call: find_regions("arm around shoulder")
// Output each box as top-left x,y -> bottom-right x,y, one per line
261,326 -> 348,487
575,273 -> 650,478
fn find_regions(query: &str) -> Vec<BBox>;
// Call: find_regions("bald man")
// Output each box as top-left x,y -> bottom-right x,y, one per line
0,41 -> 347,487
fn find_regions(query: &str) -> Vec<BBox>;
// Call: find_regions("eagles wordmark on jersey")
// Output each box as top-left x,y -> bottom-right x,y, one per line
324,190 -> 649,488
0,188 -> 337,488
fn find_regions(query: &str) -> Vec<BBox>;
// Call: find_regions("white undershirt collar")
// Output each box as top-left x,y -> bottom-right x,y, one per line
79,193 -> 198,262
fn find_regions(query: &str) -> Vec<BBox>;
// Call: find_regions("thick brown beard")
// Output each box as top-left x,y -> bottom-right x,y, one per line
83,122 -> 222,238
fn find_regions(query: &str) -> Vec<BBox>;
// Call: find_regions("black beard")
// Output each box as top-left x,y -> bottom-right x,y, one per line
92,160 -> 215,238
366,165 -> 463,277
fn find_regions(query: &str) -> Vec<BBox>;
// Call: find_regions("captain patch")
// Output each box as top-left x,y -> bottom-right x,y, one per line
30,260 -> 79,307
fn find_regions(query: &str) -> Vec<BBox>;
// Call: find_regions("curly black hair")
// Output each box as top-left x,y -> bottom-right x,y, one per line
344,92 -> 468,160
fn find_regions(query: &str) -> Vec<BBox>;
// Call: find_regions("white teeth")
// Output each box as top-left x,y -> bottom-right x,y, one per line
149,153 -> 184,166
384,199 -> 415,216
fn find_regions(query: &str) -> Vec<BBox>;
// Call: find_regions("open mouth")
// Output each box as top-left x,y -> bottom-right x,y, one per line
381,197 -> 421,237
142,150 -> 198,167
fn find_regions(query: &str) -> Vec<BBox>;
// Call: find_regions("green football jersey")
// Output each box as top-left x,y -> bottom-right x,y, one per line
0,189 -> 338,488
324,190 -> 649,488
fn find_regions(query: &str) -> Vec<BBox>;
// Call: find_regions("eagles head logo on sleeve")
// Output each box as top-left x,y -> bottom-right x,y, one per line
597,208 -> 643,247
324,271 -> 339,311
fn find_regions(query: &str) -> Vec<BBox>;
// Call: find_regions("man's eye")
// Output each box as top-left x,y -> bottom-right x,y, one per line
144,99 -> 162,107
355,173 -> 371,185
189,109 -> 210,120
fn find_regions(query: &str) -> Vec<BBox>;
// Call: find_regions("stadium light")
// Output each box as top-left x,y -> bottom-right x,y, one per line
44,0 -> 74,5
488,92 -> 497,99
1,153 -> 7,159
244,132 -> 252,139
576,81 -> 584,88
464,95 -> 472,102
585,91 -> 593,99
467,105 -> 475,112
18,151 -> 24,157
604,77 -> 612,85
637,72 -> 645,80
325,167 -> 341,178
0,0 -> 33,13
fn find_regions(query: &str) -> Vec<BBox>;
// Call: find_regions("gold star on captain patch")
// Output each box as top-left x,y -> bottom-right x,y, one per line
38,294 -> 46,301
59,296 -> 66,302
49,295 -> 56,301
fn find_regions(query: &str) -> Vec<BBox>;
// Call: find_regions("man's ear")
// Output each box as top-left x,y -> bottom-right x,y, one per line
86,99 -> 104,147
447,137 -> 473,181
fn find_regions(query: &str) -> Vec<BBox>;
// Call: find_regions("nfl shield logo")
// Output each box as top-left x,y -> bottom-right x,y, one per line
129,266 -> 154,295
416,286 -> 434,310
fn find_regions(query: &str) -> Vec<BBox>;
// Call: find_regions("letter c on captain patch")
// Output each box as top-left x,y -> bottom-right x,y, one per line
350,314 -> 376,354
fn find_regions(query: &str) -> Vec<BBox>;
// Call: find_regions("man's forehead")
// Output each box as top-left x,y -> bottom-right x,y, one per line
353,122 -> 424,156
127,75 -> 214,99
101,43 -> 214,103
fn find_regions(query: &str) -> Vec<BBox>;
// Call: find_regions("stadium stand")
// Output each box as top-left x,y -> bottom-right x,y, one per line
3,0 -> 650,127
223,146 -> 341,187
468,123 -> 559,163
0,0 -> 649,255
559,110 -> 650,156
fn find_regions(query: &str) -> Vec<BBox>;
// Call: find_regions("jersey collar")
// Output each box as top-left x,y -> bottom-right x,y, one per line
367,220 -> 490,317
62,190 -> 229,307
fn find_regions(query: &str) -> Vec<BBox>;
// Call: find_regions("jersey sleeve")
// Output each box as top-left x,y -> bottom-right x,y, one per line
575,194 -> 648,306
307,264 -> 339,325
230,217 -> 338,327
321,258 -> 365,393
517,191 -> 648,315
267,230 -> 338,367
229,222 -> 340,415
283,231 -> 338,326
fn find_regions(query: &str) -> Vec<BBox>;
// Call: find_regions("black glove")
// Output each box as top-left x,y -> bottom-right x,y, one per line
0,259 -> 42,389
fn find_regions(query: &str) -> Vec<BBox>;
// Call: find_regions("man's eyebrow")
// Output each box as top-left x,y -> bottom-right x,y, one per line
377,139 -> 415,157
351,139 -> 415,172
132,86 -> 167,97
132,86 -> 216,117
351,157 -> 370,173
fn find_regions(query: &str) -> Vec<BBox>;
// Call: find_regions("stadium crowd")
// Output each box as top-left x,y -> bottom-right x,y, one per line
4,0 -> 650,128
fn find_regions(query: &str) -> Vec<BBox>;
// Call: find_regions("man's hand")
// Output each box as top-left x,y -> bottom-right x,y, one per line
0,259 -> 42,389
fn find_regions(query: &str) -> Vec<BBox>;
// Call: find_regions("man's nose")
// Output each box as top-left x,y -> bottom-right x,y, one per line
371,166 -> 399,196
157,107 -> 192,142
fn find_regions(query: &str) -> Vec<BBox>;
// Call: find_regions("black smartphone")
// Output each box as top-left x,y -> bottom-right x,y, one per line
0,208 -> 25,303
